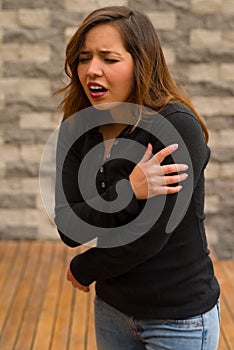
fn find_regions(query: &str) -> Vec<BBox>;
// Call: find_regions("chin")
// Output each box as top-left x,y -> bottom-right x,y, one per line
91,101 -> 124,111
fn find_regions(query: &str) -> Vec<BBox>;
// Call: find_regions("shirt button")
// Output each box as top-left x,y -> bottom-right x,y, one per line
106,153 -> 111,159
99,166 -> 104,173
114,139 -> 119,146
101,181 -> 106,188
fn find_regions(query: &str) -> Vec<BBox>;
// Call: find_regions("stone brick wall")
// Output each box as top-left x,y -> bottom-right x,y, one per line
0,0 -> 233,258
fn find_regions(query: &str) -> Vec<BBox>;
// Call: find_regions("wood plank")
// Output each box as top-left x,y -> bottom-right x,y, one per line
214,262 -> 234,349
219,296 -> 233,350
69,246 -> 96,350
0,241 -> 18,293
50,247 -> 75,350
218,328 -> 229,350
32,243 -> 66,350
220,261 -> 234,289
14,241 -> 55,350
219,260 -> 234,348
0,240 -> 11,265
86,286 -> 97,350
0,241 -> 42,350
0,241 -> 30,336
68,288 -> 89,350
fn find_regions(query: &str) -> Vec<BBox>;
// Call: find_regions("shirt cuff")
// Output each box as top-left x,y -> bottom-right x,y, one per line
70,254 -> 95,286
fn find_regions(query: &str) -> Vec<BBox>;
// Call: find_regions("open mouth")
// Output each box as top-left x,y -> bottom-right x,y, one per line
87,82 -> 108,98
89,85 -> 108,93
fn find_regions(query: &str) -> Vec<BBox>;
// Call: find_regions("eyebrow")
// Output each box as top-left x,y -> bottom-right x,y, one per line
79,50 -> 122,56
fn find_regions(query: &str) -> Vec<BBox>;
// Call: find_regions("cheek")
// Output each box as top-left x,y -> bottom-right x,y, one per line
121,61 -> 134,82
121,68 -> 134,92
77,63 -> 86,78
112,66 -> 134,86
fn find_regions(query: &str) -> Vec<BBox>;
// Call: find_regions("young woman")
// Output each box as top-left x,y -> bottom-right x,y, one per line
55,6 -> 220,350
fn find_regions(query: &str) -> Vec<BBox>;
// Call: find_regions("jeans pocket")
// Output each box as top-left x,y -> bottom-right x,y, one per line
165,315 -> 203,328
142,315 -> 203,331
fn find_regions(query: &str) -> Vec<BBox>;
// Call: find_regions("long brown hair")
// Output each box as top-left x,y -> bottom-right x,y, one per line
56,6 -> 209,142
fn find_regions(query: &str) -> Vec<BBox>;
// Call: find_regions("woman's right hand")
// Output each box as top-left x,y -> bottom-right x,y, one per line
129,143 -> 188,200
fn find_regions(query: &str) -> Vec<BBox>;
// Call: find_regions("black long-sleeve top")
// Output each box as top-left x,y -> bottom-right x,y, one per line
55,103 -> 220,319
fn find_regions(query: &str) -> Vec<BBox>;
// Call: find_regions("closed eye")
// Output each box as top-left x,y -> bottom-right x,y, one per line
79,57 -> 90,63
105,59 -> 119,63
78,57 -> 119,64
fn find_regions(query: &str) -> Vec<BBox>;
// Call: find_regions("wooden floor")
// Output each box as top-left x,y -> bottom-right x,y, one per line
0,241 -> 233,350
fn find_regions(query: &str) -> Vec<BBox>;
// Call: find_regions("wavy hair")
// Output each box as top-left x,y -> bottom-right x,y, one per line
56,6 -> 208,142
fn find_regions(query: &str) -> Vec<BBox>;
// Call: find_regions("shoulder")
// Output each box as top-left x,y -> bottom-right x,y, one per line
141,103 -> 205,144
160,103 -> 198,122
147,103 -> 208,153
159,103 -> 204,135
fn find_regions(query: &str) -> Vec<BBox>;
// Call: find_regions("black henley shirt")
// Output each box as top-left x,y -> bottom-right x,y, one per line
55,103 -> 220,319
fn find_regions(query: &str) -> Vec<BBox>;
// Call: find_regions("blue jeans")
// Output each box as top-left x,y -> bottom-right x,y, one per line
94,296 -> 220,350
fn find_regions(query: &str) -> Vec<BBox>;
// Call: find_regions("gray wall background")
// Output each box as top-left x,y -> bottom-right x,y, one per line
0,0 -> 233,258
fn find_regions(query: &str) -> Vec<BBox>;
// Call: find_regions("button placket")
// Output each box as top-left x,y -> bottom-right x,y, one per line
101,181 -> 106,189
98,165 -> 106,190
104,137 -> 120,161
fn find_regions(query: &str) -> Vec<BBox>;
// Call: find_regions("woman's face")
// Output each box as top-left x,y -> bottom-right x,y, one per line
77,24 -> 134,107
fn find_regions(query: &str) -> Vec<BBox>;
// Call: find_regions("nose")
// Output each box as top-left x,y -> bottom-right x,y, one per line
86,58 -> 103,77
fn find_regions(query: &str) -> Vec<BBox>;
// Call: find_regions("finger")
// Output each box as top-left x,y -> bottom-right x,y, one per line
164,173 -> 188,185
67,269 -> 72,281
78,284 -> 89,292
162,163 -> 188,175
157,185 -> 183,195
72,281 -> 81,289
139,143 -> 152,164
153,144 -> 178,164
67,269 -> 80,287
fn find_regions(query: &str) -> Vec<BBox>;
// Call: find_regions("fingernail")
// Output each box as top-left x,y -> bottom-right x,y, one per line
169,144 -> 178,150
147,143 -> 152,153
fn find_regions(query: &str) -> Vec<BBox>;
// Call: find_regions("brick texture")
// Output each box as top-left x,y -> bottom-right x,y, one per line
64,0 -> 128,11
0,0 -> 233,258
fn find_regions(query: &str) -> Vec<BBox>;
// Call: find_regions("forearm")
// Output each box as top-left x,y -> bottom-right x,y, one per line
69,194 -> 176,285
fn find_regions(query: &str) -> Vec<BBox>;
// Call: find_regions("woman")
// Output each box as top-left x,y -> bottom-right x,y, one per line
55,6 -> 220,350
